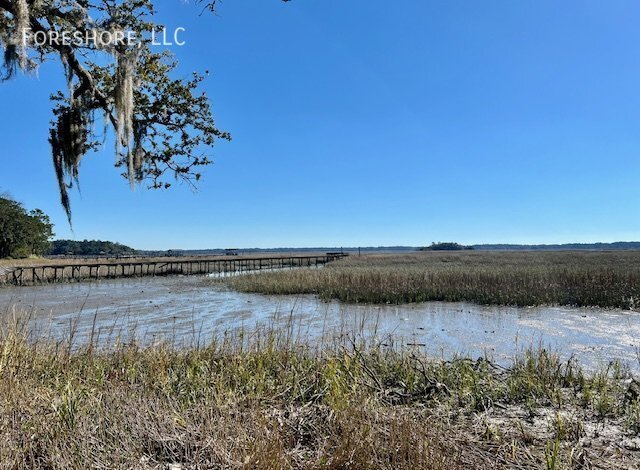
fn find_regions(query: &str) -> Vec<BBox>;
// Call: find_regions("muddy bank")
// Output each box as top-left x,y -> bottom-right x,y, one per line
1,275 -> 639,370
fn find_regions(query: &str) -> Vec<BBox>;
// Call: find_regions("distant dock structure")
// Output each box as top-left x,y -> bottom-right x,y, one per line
0,253 -> 348,286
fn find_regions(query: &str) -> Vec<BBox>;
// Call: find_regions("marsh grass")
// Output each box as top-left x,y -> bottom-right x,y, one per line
1,309 -> 639,468
228,251 -> 640,308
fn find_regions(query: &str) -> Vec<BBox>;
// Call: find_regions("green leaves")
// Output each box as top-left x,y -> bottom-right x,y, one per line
0,196 -> 53,259
0,1 -> 232,221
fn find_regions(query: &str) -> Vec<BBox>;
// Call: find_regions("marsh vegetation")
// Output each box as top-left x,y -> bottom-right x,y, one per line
2,251 -> 640,467
228,251 -> 640,308
0,312 -> 639,468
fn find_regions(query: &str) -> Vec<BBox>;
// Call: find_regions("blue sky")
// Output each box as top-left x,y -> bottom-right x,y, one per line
2,1 -> 640,249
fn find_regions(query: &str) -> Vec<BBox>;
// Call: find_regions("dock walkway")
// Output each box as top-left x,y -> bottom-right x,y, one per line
0,254 -> 347,286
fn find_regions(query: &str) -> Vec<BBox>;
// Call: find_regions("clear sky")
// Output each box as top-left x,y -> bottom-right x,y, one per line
1,1 -> 640,250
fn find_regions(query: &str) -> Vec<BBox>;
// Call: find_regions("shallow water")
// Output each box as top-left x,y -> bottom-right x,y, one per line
1,275 -> 639,371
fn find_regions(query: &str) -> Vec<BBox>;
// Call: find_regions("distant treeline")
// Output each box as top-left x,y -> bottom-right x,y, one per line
138,247 -> 419,257
49,240 -> 136,256
473,242 -> 640,251
420,242 -> 474,251
62,241 -> 640,258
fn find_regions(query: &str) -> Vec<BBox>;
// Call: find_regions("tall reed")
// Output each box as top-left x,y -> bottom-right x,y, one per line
0,307 -> 638,468
228,251 -> 640,308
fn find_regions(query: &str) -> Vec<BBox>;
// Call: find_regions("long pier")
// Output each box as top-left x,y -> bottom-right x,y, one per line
0,254 -> 348,286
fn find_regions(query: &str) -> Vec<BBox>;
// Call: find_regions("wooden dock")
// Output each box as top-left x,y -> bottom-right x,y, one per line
0,254 -> 348,286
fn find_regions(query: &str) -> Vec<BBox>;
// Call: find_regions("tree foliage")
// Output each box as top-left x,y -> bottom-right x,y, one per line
0,0 -> 244,222
420,242 -> 474,251
49,239 -> 135,256
0,195 -> 54,258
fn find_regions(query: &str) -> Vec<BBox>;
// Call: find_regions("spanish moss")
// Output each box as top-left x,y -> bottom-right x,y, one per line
114,50 -> 138,186
13,0 -> 29,70
1,1 -> 228,224
50,104 -> 90,224
2,44 -> 17,80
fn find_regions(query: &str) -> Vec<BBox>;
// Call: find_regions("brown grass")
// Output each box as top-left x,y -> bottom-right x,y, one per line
0,311 -> 639,468
228,251 -> 640,308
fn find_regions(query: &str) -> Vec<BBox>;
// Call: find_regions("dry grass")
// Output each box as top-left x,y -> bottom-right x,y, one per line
1,311 -> 640,468
228,251 -> 640,308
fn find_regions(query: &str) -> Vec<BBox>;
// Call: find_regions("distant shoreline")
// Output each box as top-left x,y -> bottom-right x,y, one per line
138,241 -> 640,256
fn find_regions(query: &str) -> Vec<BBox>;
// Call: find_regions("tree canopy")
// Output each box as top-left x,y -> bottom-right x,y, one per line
0,195 -> 54,258
49,239 -> 135,256
0,0 -> 281,222
420,242 -> 475,251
